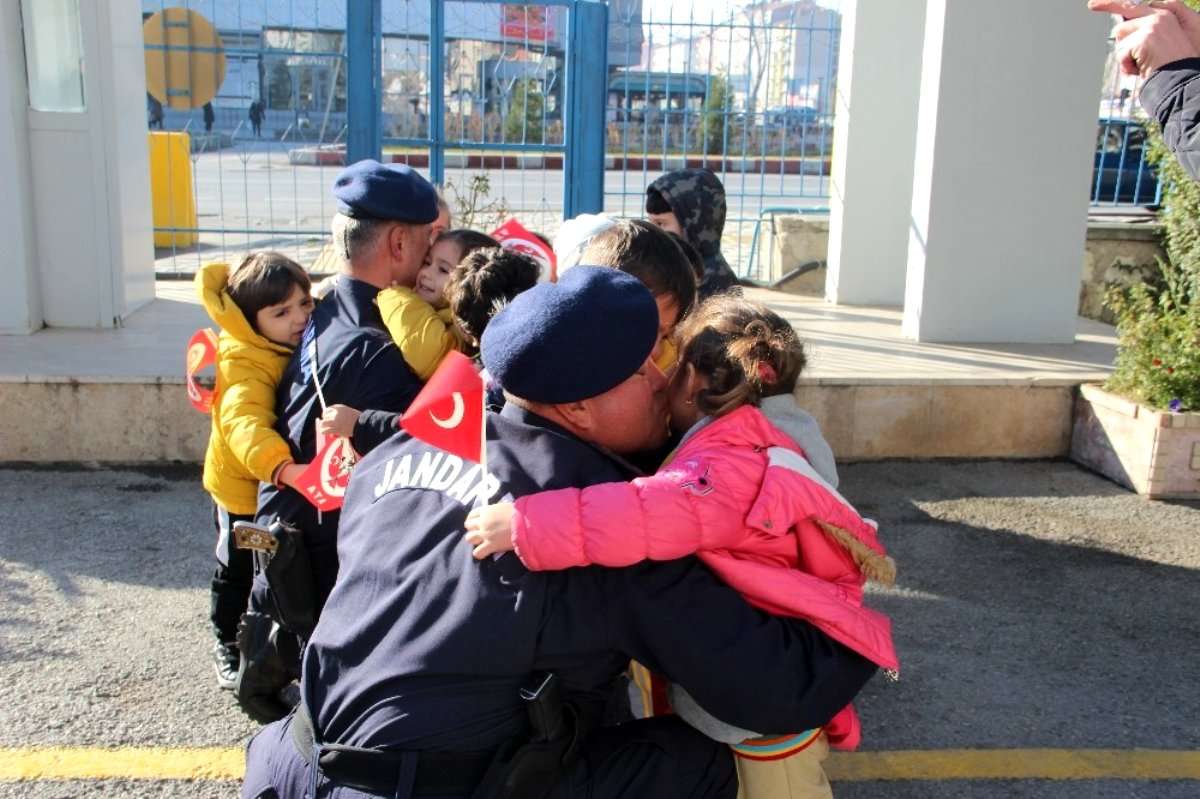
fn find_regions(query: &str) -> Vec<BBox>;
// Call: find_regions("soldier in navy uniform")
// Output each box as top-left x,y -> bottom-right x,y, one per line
236,160 -> 438,721
241,268 -> 877,798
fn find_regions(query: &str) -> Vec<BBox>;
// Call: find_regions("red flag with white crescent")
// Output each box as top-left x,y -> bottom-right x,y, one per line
185,328 -> 219,413
294,432 -> 359,512
491,218 -> 557,282
400,351 -> 485,463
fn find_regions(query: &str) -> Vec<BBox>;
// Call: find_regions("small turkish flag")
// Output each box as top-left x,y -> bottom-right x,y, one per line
400,351 -> 485,463
491,218 -> 557,282
294,432 -> 359,511
185,328 -> 218,413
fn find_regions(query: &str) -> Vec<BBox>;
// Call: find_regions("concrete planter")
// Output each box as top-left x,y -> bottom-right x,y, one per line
1070,384 -> 1200,499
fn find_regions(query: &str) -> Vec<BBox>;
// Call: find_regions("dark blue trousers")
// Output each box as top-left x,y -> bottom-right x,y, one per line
242,714 -> 736,799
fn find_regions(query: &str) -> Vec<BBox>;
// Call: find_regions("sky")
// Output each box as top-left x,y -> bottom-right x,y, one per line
679,0 -> 842,21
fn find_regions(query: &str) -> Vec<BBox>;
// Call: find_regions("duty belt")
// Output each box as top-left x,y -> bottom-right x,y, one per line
291,702 -> 496,796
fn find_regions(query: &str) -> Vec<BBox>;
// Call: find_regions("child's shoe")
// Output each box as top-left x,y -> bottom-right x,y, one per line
213,640 -> 239,690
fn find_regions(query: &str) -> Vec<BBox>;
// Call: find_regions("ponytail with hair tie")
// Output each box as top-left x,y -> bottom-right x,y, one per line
676,296 -> 806,417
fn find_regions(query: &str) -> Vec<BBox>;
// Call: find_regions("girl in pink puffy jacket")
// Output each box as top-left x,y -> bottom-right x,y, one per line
464,296 -> 898,799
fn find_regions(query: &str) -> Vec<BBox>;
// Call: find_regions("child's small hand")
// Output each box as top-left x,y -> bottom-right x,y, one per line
463,502 -> 517,560
318,404 -> 360,439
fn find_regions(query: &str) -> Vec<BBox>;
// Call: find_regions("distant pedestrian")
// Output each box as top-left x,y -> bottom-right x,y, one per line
248,100 -> 263,138
148,94 -> 164,130
203,102 -> 215,133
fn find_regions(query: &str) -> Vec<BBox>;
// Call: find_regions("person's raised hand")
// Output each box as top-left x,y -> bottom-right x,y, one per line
1091,0 -> 1200,45
1113,9 -> 1197,76
1089,0 -> 1158,17
1091,1 -> 1200,75
1154,0 -> 1200,52
463,502 -> 517,560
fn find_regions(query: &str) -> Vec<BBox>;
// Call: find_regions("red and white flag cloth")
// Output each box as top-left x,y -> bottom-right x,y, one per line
185,328 -> 219,413
294,432 -> 359,512
491,218 -> 557,282
400,351 -> 486,464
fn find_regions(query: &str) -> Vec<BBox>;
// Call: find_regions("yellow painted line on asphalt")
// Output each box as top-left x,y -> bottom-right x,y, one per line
826,749 -> 1200,781
0,747 -> 243,781
1,747 -> 1199,782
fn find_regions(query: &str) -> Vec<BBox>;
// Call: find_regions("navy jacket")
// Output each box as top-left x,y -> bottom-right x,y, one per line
256,275 -> 422,608
1142,58 -> 1200,183
302,402 -> 877,752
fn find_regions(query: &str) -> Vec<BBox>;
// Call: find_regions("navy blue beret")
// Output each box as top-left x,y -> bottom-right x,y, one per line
332,159 -> 439,224
481,266 -> 659,404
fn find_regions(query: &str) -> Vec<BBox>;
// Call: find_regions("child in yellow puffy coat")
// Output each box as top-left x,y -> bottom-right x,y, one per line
375,229 -> 500,380
195,253 -> 313,689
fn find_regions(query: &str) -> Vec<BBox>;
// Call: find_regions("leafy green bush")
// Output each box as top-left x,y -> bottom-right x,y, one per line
1104,267 -> 1200,411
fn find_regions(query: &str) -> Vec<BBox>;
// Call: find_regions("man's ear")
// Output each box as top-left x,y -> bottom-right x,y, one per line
556,399 -> 594,432
386,223 -> 407,261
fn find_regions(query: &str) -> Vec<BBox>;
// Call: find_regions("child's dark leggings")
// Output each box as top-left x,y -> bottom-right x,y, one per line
211,503 -> 256,647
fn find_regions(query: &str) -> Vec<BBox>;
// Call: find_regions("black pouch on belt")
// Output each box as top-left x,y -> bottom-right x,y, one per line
260,518 -> 317,639
473,673 -> 586,799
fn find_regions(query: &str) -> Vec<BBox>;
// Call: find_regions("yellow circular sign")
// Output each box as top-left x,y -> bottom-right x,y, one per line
143,8 -> 226,110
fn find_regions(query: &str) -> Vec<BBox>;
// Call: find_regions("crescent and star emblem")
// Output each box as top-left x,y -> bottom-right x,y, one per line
319,438 -> 358,497
430,392 -> 465,429
187,342 -> 208,372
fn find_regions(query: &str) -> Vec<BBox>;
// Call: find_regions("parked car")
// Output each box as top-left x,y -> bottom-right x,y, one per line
1093,118 -> 1160,206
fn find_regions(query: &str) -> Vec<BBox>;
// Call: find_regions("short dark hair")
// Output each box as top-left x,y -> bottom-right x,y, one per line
645,187 -> 672,215
582,219 -> 697,320
434,229 -> 498,261
227,252 -> 311,328
446,247 -> 540,345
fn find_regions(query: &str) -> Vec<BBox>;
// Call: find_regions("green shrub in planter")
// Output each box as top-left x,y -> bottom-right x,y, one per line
1104,270 -> 1199,412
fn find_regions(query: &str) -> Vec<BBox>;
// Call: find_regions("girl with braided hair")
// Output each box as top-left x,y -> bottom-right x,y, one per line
465,296 -> 898,799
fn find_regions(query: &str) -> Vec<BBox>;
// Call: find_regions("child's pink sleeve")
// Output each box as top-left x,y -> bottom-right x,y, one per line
512,462 -> 747,572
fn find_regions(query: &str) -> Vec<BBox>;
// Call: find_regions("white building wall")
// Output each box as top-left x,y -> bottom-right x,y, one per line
2,0 -> 153,332
825,0 -> 925,307
0,2 -> 42,333
902,0 -> 1110,343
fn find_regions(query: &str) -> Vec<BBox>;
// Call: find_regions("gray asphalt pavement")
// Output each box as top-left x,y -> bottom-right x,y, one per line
0,459 -> 1197,797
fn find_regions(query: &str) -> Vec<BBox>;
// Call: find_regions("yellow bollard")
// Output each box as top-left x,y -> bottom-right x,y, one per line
148,132 -> 197,248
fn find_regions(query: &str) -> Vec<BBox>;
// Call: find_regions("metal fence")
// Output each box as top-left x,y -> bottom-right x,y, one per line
144,0 -> 349,274
144,0 -> 592,274
602,1 -> 838,283
143,1 -> 1159,280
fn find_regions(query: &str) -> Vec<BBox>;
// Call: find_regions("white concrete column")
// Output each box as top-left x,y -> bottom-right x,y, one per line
825,0 -> 926,307
20,0 -> 153,330
0,3 -> 42,334
901,1 -> 1110,343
